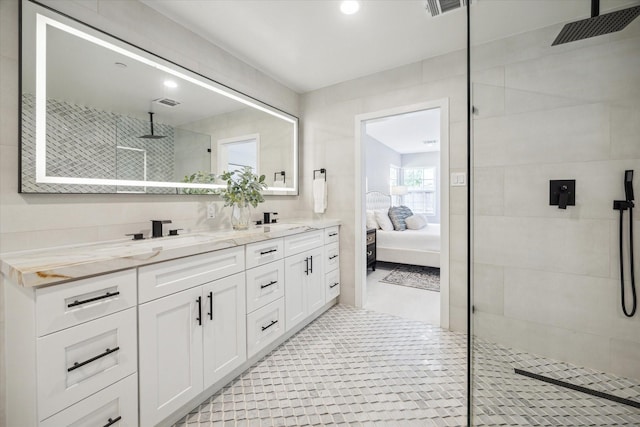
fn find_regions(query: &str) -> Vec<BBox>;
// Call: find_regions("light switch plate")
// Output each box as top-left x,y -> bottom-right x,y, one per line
451,172 -> 466,186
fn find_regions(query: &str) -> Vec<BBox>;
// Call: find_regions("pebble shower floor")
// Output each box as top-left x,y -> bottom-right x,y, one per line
174,305 -> 640,426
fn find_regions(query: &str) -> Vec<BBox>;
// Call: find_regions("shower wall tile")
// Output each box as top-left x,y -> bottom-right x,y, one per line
474,311 -> 611,373
449,305 -> 467,334
610,104 -> 640,160
473,263 -> 504,316
504,36 -> 640,105
503,268 -> 640,344
503,159 -> 640,220
504,87 -> 583,116
608,218 -> 640,281
474,216 -> 610,278
610,339 -> 640,380
474,103 -> 610,168
473,167 -> 504,216
472,83 -> 505,119
471,66 -> 504,87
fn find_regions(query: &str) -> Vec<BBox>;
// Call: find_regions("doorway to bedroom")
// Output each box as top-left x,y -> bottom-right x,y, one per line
355,100 -> 450,328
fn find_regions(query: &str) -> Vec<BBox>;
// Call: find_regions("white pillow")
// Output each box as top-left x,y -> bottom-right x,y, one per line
405,214 -> 427,230
374,209 -> 394,231
366,210 -> 379,230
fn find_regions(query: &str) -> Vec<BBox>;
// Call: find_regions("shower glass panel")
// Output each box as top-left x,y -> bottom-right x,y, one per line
470,0 -> 640,425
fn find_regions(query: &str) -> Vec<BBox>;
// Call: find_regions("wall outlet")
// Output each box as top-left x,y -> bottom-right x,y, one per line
206,202 -> 216,219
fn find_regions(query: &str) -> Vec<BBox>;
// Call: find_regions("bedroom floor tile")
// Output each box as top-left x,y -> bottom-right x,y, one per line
173,305 -> 640,427
365,262 -> 441,325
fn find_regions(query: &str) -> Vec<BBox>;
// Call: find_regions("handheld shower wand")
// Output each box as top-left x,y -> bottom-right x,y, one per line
613,170 -> 636,317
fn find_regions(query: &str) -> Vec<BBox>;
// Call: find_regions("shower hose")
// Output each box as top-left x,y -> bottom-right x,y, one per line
619,206 -> 637,317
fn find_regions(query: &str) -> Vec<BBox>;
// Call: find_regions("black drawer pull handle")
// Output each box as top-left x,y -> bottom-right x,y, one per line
261,280 -> 278,289
328,232 -> 338,237
68,347 -> 120,372
68,291 -> 120,308
304,257 -> 309,275
261,320 -> 278,331
329,255 -> 338,260
196,296 -> 202,326
260,248 -> 277,255
103,416 -> 122,427
330,282 -> 340,289
309,255 -> 313,274
208,291 -> 213,321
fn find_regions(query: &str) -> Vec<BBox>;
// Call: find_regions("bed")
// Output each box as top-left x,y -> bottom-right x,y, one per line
365,191 -> 441,268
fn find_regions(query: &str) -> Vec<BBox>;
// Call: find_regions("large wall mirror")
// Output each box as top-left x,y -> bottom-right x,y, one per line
20,0 -> 298,195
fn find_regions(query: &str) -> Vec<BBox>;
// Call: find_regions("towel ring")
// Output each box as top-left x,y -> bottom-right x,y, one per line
313,168 -> 326,181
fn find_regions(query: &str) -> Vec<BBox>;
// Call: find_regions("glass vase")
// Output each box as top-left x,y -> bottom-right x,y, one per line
231,204 -> 251,230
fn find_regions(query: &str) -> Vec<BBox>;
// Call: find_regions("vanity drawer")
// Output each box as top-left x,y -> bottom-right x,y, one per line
284,230 -> 324,257
40,374 -> 138,427
326,269 -> 341,302
245,238 -> 284,269
246,259 -> 285,313
36,308 -> 137,420
324,226 -> 339,244
246,297 -> 285,358
138,246 -> 244,303
325,242 -> 339,273
36,269 -> 137,337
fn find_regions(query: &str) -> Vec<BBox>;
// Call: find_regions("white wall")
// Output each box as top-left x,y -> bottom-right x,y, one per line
472,17 -> 640,380
365,134 -> 401,194
0,1 -> 305,422
301,52 -> 469,329
402,151 -> 441,223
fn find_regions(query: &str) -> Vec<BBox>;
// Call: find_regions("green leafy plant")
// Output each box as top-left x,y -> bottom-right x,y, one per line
218,167 -> 267,208
181,171 -> 217,195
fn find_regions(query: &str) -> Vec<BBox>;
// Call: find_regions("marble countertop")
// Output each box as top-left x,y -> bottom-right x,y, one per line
0,219 -> 340,288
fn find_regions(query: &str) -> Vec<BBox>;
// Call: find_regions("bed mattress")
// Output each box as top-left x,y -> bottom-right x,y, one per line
376,224 -> 441,253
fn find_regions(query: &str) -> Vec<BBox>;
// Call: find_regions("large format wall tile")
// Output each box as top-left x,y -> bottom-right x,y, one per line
610,339 -> 640,380
473,167 -> 504,216
503,268 -> 640,344
474,103 -> 610,168
474,216 -> 610,278
474,311 -> 611,373
473,263 -> 504,316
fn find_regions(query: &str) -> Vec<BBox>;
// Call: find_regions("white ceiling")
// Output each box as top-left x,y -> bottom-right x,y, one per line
365,108 -> 441,154
141,0 -> 640,93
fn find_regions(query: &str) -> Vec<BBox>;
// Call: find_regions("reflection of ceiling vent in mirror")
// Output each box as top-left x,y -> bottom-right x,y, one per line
424,0 -> 472,17
153,98 -> 181,107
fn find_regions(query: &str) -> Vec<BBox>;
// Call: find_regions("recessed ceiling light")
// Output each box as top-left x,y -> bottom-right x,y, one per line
163,80 -> 178,88
340,1 -> 360,15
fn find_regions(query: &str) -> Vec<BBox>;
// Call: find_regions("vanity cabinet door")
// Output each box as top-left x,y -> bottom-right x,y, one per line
139,287 -> 204,427
306,247 -> 325,315
202,273 -> 246,389
284,248 -> 324,332
284,252 -> 308,331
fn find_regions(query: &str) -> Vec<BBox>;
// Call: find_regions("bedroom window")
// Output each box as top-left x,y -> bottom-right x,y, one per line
402,167 -> 436,215
389,165 -> 401,204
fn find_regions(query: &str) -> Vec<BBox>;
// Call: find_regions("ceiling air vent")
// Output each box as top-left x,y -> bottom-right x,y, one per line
153,97 -> 181,107
425,0 -> 471,17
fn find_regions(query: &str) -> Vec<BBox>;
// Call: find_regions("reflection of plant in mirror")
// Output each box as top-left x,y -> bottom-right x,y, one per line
219,167 -> 267,207
182,171 -> 218,194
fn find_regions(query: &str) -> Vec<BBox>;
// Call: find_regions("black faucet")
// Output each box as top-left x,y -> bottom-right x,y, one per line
151,220 -> 172,238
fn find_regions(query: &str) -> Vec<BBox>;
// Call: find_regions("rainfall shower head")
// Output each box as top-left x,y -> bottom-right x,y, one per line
138,112 -> 166,139
552,1 -> 640,46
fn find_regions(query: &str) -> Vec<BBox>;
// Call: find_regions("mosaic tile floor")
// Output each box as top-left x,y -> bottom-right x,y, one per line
174,304 -> 640,426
